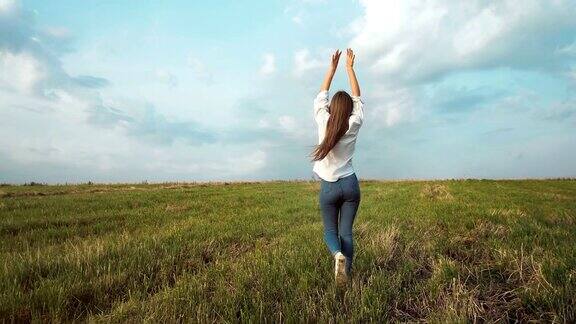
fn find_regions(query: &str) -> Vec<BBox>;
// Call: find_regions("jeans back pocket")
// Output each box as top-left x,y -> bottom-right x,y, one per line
343,176 -> 361,201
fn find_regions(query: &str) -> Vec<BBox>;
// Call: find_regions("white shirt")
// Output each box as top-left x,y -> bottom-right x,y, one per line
312,90 -> 364,182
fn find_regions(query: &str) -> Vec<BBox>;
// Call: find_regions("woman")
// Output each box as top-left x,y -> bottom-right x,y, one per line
310,48 -> 363,287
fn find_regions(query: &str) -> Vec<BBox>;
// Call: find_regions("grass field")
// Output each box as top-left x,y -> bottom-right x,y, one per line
1,179 -> 575,322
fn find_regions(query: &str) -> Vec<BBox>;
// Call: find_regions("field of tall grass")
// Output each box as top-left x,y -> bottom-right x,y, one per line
1,179 -> 575,322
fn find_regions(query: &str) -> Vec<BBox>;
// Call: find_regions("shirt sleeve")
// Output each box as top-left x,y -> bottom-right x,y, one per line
350,95 -> 364,126
313,90 -> 329,124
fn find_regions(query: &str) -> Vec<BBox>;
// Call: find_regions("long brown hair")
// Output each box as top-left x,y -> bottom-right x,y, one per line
310,90 -> 353,161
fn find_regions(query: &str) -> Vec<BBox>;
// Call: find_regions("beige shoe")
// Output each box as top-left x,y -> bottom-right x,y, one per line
334,252 -> 348,286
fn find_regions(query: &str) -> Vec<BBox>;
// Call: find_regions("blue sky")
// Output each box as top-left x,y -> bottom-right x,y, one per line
1,0 -> 575,183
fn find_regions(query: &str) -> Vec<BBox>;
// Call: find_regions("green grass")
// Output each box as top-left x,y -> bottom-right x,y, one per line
1,179 -> 575,322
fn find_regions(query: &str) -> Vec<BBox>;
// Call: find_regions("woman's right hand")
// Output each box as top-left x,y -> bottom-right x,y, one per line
345,48 -> 360,96
346,48 -> 355,70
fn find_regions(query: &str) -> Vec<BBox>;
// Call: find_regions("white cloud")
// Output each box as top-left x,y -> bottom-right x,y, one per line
187,55 -> 214,83
0,0 -> 17,14
293,49 -> 324,77
256,118 -> 271,128
229,149 -> 267,174
259,53 -> 276,76
277,115 -> 309,139
556,40 -> 576,57
349,0 -> 576,84
569,68 -> 576,83
139,145 -> 267,177
283,1 -> 316,26
0,51 -> 46,94
540,98 -> 576,123
43,26 -> 72,39
0,92 -> 124,172
155,68 -> 178,87
254,114 -> 312,140
0,97 -> 269,181
369,88 -> 419,127
291,14 -> 303,25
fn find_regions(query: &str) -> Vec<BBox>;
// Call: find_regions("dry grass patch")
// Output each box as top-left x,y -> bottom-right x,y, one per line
429,275 -> 484,322
489,208 -> 526,218
543,211 -> 575,226
369,225 -> 400,270
355,220 -> 376,241
540,192 -> 573,201
473,220 -> 510,239
442,232 -> 493,266
161,184 -> 202,190
429,244 -> 560,322
164,203 -> 190,212
225,239 -> 268,259
494,247 -> 555,293
420,184 -> 453,201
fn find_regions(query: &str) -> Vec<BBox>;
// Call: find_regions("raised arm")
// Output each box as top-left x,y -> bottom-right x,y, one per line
320,49 -> 341,91
346,48 -> 360,97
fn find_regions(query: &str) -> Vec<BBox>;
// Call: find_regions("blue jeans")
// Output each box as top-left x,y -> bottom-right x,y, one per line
319,173 -> 361,276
